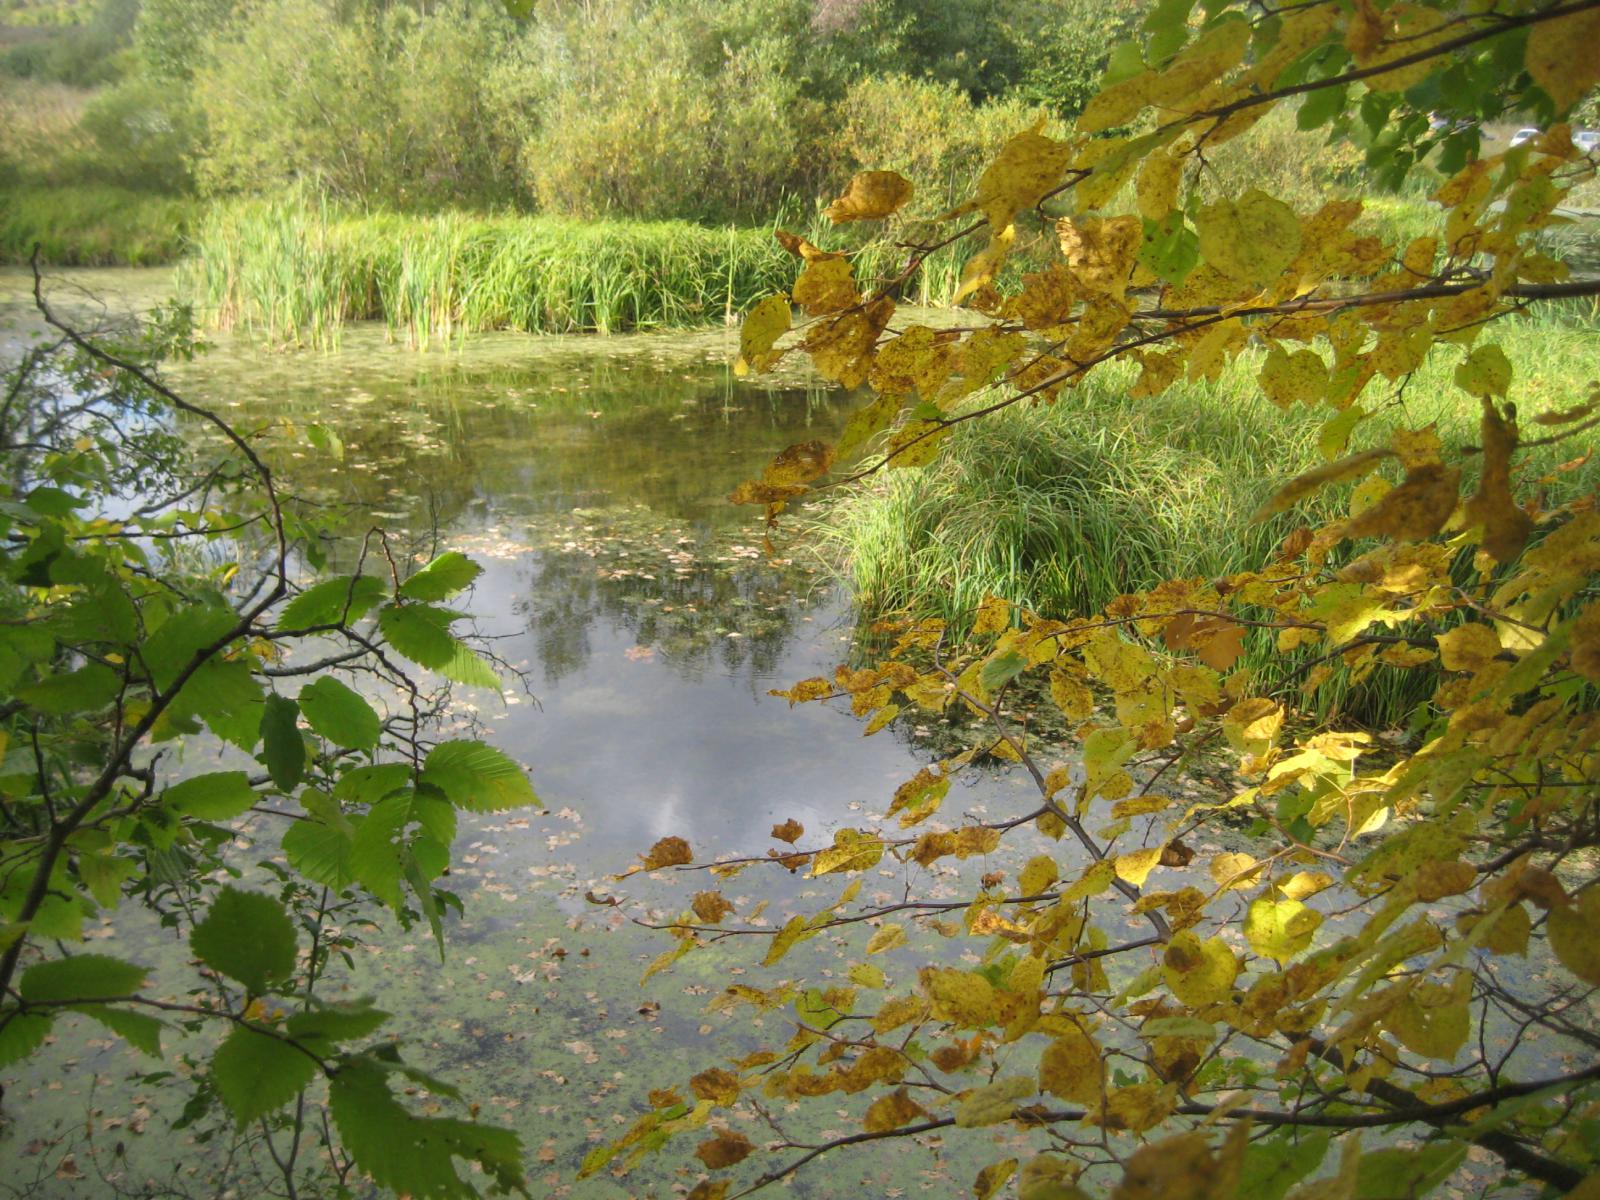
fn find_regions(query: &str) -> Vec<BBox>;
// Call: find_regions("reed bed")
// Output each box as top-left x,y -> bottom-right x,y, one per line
818,315 -> 1600,728
182,195 -> 949,347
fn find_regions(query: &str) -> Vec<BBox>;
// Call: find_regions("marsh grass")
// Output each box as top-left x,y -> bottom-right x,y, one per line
0,185 -> 197,265
820,313 -> 1600,727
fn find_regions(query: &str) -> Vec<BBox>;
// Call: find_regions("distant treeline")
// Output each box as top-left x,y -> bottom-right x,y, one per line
0,0 -> 1144,224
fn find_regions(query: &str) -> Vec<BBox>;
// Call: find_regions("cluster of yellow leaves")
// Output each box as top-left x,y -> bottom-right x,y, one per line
612,8 -> 1600,1195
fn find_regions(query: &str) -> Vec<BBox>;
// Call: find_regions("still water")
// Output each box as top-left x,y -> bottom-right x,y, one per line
1,270 -> 1046,1198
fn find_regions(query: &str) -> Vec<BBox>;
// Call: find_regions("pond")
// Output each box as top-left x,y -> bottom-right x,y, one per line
0,268 -> 1065,1198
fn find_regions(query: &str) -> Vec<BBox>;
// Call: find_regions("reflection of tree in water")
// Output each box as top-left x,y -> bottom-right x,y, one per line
514,506 -> 825,687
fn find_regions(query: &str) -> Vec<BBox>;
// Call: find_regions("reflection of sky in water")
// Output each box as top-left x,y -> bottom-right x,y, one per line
159,317 -> 1026,857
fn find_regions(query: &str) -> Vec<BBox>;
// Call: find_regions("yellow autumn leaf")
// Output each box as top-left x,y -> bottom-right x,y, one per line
866,923 -> 907,955
1341,463 -> 1460,544
1258,343 -> 1329,410
966,120 -> 1075,232
1548,887 -> 1600,985
1195,189 -> 1301,288
736,295 -> 790,374
1019,854 -> 1059,897
823,170 -> 914,223
1222,698 -> 1283,755
1435,623 -> 1501,673
1244,897 -> 1322,963
1525,7 -> 1600,110
1386,975 -> 1471,1060
954,1075 -> 1035,1127
921,967 -> 998,1028
1161,932 -> 1239,1009
791,257 -> 859,317
1114,847 -> 1163,888
974,1159 -> 1019,1200
863,1087 -> 927,1133
955,224 -> 1015,304
1038,1022 -> 1101,1105
811,827 -> 883,877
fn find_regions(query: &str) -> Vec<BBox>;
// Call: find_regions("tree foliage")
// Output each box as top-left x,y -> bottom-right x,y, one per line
0,272 -> 538,1196
607,1 -> 1600,1196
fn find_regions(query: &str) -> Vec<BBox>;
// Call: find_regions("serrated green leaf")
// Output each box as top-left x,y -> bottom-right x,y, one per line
1239,1132 -> 1330,1200
170,656 -> 264,750
283,818 -> 355,890
398,553 -> 482,603
260,693 -> 305,792
334,763 -> 412,808
349,798 -> 409,911
164,771 -> 258,821
328,1058 -> 525,1199
141,602 -> 240,690
298,677 -> 381,750
0,1010 -> 52,1068
212,1026 -> 318,1126
286,1001 -> 389,1047
421,741 -> 540,812
190,886 -> 297,996
280,575 -> 389,631
19,663 -> 121,714
378,603 -> 460,670
72,1005 -> 164,1056
20,954 -> 147,1003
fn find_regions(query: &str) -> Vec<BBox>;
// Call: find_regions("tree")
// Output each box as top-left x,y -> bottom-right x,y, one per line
0,267 -> 538,1197
600,2 -> 1600,1196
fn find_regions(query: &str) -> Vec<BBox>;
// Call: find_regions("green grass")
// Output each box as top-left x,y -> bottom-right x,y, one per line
817,313 -> 1600,728
0,185 -> 197,266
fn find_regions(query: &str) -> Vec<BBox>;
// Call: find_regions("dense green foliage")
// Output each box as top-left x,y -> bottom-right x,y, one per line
0,286 -> 539,1195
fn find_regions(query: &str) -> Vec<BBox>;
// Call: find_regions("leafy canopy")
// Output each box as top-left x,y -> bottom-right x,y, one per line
612,1 -> 1600,1197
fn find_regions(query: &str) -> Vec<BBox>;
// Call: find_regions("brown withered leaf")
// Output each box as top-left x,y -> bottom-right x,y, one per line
770,818 -> 805,843
686,1182 -> 730,1200
773,228 -> 844,262
823,170 -> 914,223
1461,398 -> 1532,563
641,836 -> 692,870
689,1067 -> 742,1105
694,1130 -> 754,1170
791,257 -> 860,316
862,1087 -> 928,1133
691,892 -> 736,924
1341,463 -> 1460,543
647,1087 -> 682,1108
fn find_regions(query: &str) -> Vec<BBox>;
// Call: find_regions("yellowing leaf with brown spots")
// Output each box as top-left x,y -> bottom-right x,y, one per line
1093,1082 -> 1178,1133
1162,931 -> 1239,1008
955,225 -> 1016,305
1019,854 -> 1059,897
863,1087 -> 927,1133
867,923 -> 907,955
975,1159 -> 1019,1200
1454,344 -> 1512,399
1526,7 -> 1600,110
1038,1023 -> 1102,1105
921,967 -> 998,1028
791,257 -> 859,317
1258,344 -> 1329,409
965,121 -> 1075,232
1210,852 -> 1261,891
1436,623 -> 1501,673
802,297 -> 894,389
1058,215 -> 1142,300
736,295 -> 790,375
810,827 -> 883,877
1222,698 -> 1283,755
1386,976 -> 1471,1060
690,1068 -> 741,1105
641,836 -> 692,870
823,170 -> 914,223
1341,463 -> 1459,544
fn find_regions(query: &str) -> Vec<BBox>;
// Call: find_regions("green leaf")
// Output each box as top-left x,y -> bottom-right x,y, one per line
298,677 -> 381,750
141,601 -> 240,690
211,1026 -> 318,1126
77,853 -> 138,908
260,693 -> 305,792
72,1005 -> 164,1056
20,953 -> 147,1003
334,763 -> 412,808
283,818 -> 355,890
190,886 -> 297,996
0,1010 -> 52,1068
349,798 -> 409,911
421,741 -> 540,812
378,603 -> 461,670
1355,1144 -> 1465,1199
286,1001 -> 389,1047
979,651 -> 1028,693
398,553 -> 483,603
405,855 -> 446,962
19,663 -> 121,714
164,771 -> 258,821
170,657 -> 264,750
328,1058 -> 526,1200
1238,1132 -> 1330,1200
280,575 -> 389,631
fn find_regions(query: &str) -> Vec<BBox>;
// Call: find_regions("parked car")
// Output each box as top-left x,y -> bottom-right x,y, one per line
1576,130 -> 1600,153
1510,127 -> 1541,147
